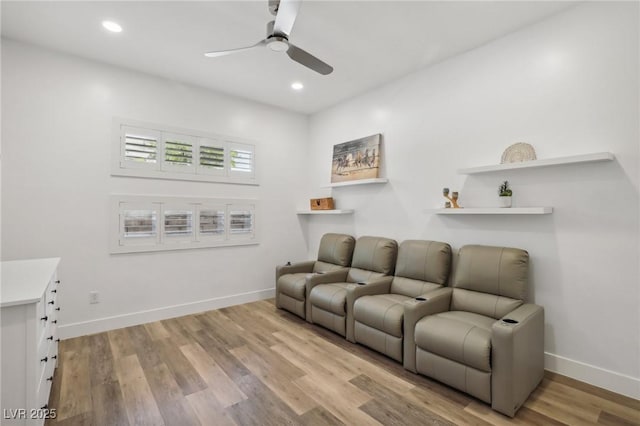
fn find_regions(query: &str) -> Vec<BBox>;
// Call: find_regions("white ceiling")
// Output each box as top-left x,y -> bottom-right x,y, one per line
1,1 -> 577,114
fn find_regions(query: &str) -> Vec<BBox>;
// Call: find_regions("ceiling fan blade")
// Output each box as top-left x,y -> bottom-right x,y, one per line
273,0 -> 301,37
287,43 -> 333,75
204,40 -> 266,58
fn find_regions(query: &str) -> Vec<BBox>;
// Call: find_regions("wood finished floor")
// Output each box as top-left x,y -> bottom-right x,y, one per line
47,299 -> 640,426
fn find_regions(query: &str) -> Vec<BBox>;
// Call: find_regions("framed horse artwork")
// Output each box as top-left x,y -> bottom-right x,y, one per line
331,134 -> 381,183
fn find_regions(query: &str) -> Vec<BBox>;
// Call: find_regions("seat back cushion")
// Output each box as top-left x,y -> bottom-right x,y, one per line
350,236 -> 398,274
317,233 -> 356,267
312,261 -> 347,273
451,288 -> 523,319
391,240 -> 452,297
452,245 -> 529,300
347,268 -> 386,283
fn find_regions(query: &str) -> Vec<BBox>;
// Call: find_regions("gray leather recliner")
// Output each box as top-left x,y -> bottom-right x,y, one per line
275,233 -> 355,319
404,245 -> 544,417
306,236 -> 398,340
353,240 -> 452,362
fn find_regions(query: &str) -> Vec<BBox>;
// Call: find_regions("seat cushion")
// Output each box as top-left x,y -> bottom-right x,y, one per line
414,311 -> 496,372
310,283 -> 349,315
354,294 -> 412,338
277,273 -> 308,301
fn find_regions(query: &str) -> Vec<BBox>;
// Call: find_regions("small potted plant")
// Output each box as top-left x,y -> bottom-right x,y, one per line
498,181 -> 512,208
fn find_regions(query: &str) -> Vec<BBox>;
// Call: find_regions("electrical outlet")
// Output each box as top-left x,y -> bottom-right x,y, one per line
89,291 -> 99,304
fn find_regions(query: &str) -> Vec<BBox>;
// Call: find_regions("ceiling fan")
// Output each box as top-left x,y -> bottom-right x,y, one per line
204,0 -> 333,75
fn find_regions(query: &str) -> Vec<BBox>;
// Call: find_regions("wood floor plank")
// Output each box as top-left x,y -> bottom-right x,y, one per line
294,371 -> 377,425
108,328 -> 136,360
185,389 -> 238,426
143,362 -> 200,426
227,374 -> 301,426
154,338 -> 207,396
189,329 -> 251,381
90,381 -> 130,426
351,374 -> 454,426
114,354 -> 165,426
88,332 -> 117,387
464,401 -> 567,426
230,344 -> 317,415
144,321 -> 171,341
57,348 -> 92,420
46,299 -> 640,426
298,406 -> 346,426
180,343 -> 247,407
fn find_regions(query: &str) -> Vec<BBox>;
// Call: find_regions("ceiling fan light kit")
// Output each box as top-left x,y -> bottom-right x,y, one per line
204,0 -> 333,75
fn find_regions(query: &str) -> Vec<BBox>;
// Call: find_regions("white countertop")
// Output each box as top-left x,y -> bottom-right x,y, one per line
1,257 -> 60,307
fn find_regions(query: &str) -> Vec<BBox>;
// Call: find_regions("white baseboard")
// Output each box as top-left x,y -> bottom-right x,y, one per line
545,352 -> 640,400
58,287 -> 275,339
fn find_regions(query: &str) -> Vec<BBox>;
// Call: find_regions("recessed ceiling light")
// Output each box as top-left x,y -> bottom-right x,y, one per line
291,82 -> 304,91
102,20 -> 122,33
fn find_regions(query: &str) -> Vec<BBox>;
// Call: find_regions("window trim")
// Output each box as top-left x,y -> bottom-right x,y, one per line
110,195 -> 258,254
111,118 -> 258,185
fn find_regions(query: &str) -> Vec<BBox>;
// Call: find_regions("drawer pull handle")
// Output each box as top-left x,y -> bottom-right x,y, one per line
51,355 -> 57,360
47,336 -> 53,341
48,301 -> 55,305
41,404 -> 48,410
52,320 -> 58,324
40,316 -> 48,321
56,307 -> 61,311
46,376 -> 53,382
56,339 -> 60,343
55,280 -> 60,284
51,289 -> 57,293
41,356 -> 48,362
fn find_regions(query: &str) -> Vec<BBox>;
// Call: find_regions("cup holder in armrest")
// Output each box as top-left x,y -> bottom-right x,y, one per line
415,297 -> 427,301
357,282 -> 367,286
502,318 -> 519,324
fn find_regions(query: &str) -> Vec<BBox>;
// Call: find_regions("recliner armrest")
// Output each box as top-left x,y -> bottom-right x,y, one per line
304,268 -> 350,323
491,303 -> 545,417
403,287 -> 452,372
275,260 -> 316,282
344,276 -> 394,342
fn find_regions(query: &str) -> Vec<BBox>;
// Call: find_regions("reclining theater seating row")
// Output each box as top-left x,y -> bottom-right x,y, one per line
275,233 -> 545,417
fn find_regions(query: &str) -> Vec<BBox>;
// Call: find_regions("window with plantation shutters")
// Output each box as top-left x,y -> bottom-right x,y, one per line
111,196 -> 258,253
113,118 -> 257,185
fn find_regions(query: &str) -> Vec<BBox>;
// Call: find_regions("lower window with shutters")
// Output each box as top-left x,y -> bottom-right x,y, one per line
110,195 -> 257,253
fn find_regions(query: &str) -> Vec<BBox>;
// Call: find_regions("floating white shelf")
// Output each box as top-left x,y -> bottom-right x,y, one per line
297,209 -> 355,215
430,207 -> 553,215
324,178 -> 388,188
457,152 -> 614,175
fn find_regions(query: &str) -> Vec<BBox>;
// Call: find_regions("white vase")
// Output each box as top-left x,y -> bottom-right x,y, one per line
499,196 -> 512,208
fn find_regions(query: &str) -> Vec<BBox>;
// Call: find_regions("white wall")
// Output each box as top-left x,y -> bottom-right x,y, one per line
1,39 -> 310,336
306,2 -> 639,398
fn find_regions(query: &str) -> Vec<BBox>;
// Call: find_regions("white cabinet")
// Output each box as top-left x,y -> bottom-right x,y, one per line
1,258 -> 61,425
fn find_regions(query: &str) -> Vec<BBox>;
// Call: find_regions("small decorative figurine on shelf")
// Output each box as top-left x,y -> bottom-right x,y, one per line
443,188 -> 461,208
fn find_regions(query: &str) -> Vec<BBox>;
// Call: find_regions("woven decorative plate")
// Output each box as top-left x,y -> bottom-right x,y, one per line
500,142 -> 537,164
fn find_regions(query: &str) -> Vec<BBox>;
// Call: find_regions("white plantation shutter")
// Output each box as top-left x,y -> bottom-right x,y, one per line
118,202 -> 161,247
163,209 -> 193,238
121,126 -> 161,170
198,206 -> 226,240
228,204 -> 255,240
162,133 -> 196,173
198,139 -> 226,176
228,142 -> 255,179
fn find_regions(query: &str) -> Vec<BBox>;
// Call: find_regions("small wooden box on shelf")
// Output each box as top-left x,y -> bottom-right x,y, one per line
310,197 -> 335,210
